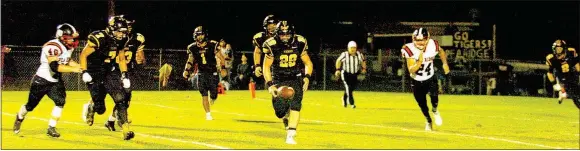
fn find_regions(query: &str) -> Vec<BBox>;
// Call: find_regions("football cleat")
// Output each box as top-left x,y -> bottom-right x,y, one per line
433,112 -> 443,126
425,122 -> 433,131
47,126 -> 60,138
82,103 -> 95,126
105,121 -> 116,131
285,130 -> 297,144
13,113 -> 24,134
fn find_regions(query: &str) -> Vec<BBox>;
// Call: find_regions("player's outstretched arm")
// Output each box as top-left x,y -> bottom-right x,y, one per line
80,41 -> 96,71
359,51 -> 368,74
183,47 -> 195,79
136,34 -> 146,65
253,45 -> 263,76
407,51 -> 423,74
263,51 -> 277,96
301,51 -> 313,92
438,46 -> 450,74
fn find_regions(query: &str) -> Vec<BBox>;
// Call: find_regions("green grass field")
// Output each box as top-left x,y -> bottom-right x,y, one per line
1,90 -> 579,149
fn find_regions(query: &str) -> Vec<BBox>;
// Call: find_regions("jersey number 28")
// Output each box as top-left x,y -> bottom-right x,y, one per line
279,54 -> 297,67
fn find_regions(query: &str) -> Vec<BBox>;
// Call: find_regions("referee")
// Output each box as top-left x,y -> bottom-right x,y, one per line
335,41 -> 367,108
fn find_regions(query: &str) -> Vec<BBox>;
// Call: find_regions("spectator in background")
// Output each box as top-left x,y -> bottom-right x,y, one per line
159,63 -> 173,89
217,39 -> 233,90
1,45 -> 12,88
494,60 -> 514,95
233,53 -> 251,90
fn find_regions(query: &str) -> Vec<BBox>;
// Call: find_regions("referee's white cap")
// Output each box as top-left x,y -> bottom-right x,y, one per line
348,41 -> 357,48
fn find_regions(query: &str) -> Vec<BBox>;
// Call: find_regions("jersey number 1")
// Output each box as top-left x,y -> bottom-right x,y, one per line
201,53 -> 207,64
279,54 -> 297,67
562,63 -> 570,73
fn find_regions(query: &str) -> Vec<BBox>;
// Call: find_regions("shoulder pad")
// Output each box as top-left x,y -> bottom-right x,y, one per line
264,37 -> 277,46
296,35 -> 307,43
187,43 -> 196,52
253,32 -> 264,40
546,54 -> 554,60
136,33 -> 145,43
88,30 -> 106,48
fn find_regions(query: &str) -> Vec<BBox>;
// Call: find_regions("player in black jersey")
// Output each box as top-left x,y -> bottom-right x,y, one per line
182,26 -> 227,120
546,39 -> 580,109
104,16 -> 146,131
262,21 -> 313,144
252,15 -> 279,89
80,15 -> 134,140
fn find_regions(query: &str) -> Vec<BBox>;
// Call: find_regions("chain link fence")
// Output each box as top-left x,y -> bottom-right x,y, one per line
1,44 -> 555,97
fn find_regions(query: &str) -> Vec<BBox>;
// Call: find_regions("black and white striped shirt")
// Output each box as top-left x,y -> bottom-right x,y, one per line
337,51 -> 365,74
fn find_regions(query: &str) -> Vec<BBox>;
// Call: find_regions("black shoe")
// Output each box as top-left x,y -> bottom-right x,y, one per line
351,105 -> 356,109
47,126 -> 60,138
124,131 -> 135,140
105,121 -> 116,131
13,113 -> 24,134
559,99 -> 563,104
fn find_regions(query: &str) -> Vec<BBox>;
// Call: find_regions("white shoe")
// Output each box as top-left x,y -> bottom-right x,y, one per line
425,122 -> 433,131
285,130 -> 297,144
206,114 -> 213,121
433,112 -> 443,126
351,105 -> 356,109
82,103 -> 89,122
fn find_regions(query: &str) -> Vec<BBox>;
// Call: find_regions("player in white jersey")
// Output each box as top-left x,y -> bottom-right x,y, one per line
13,23 -> 82,137
401,27 -> 450,131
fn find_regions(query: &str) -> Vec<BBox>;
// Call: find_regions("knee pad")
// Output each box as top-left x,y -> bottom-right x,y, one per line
94,100 -> 106,115
273,98 -> 290,118
54,98 -> 66,107
289,101 -> 302,111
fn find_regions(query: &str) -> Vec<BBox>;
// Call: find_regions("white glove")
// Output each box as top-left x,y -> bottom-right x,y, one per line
553,84 -> 562,91
82,72 -> 92,83
268,85 -> 278,97
559,91 -> 567,101
255,66 -> 263,77
121,72 -> 131,88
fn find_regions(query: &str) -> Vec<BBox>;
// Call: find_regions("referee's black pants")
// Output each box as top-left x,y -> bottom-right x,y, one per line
341,71 -> 359,107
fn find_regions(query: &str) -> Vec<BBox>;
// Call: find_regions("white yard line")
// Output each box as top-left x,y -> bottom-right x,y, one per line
254,97 -> 580,124
1,112 -> 231,149
131,102 -> 575,149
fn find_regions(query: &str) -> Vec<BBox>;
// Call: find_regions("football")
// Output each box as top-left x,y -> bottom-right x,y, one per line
278,86 -> 295,100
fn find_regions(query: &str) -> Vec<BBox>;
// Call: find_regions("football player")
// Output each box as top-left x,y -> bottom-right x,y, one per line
546,39 -> 580,109
253,15 -> 279,89
13,23 -> 82,137
104,15 -> 146,131
80,15 -> 134,140
182,26 -> 227,120
401,27 -> 450,131
262,21 -> 314,144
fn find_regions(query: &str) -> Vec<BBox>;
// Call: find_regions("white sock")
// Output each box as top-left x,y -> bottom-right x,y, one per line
108,114 -> 117,122
17,105 -> 28,120
49,106 -> 62,127
206,112 -> 211,116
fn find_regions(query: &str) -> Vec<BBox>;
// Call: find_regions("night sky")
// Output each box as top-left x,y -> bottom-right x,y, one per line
2,1 -> 579,61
